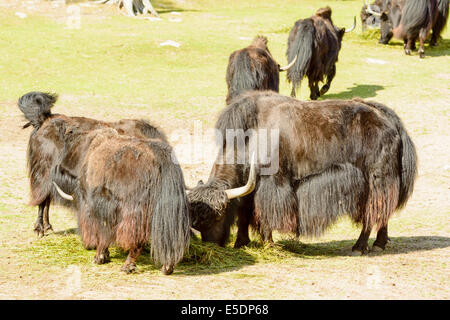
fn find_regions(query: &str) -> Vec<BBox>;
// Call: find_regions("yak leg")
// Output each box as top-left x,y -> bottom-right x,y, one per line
290,85 -> 296,98
404,38 -> 414,55
261,227 -> 273,244
320,65 -> 336,96
234,212 -> 251,248
352,226 -> 372,256
94,245 -> 110,264
309,79 -> 320,100
418,28 -> 428,58
34,197 -> 50,237
42,197 -> 53,233
121,244 -> 143,274
372,225 -> 390,251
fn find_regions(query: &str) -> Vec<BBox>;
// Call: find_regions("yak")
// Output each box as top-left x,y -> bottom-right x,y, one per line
286,7 -> 356,100
370,0 -> 448,58
52,126 -> 190,274
18,91 -> 167,237
361,0 -> 385,31
188,91 -> 417,255
225,36 -> 297,105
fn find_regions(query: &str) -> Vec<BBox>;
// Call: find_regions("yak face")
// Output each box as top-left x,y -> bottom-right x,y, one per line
18,92 -> 57,129
379,12 -> 394,43
187,182 -> 232,245
361,4 -> 382,29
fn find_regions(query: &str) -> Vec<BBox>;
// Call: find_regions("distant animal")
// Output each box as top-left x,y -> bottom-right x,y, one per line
370,0 -> 447,58
18,91 -> 167,237
52,126 -> 190,274
225,36 -> 297,104
361,0 -> 385,31
188,91 -> 417,255
286,7 -> 356,100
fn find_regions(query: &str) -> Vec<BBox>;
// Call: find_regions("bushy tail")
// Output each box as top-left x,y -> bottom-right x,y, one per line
286,19 -> 314,95
151,145 -> 191,270
18,92 -> 57,129
226,50 -> 260,104
361,100 -> 418,209
434,0 -> 449,38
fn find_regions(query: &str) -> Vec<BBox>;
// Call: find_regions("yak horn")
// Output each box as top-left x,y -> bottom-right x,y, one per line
345,17 -> 356,33
53,182 -> 74,201
224,153 -> 257,200
279,55 -> 297,71
365,5 -> 382,17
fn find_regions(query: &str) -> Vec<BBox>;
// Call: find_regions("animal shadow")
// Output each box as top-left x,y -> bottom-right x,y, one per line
323,84 -> 384,99
278,235 -> 450,257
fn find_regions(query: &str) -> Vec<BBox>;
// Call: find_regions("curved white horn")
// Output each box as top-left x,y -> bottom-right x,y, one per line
279,55 -> 298,71
345,17 -> 357,33
53,181 -> 74,201
224,153 -> 257,200
365,5 -> 382,17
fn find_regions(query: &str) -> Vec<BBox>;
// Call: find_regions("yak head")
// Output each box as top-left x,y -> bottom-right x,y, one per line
361,3 -> 382,30
187,155 -> 257,246
316,6 -> 356,42
379,11 -> 394,44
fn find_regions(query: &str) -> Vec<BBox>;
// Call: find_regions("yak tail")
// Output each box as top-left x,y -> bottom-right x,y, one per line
434,0 -> 449,39
18,92 -> 58,129
150,148 -> 190,269
361,100 -> 418,209
286,19 -> 314,96
226,50 -> 260,104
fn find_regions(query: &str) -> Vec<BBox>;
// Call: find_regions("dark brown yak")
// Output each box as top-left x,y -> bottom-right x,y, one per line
188,91 -> 417,255
286,7 -> 356,100
225,36 -> 297,105
52,126 -> 190,274
372,0 -> 446,58
18,91 -> 167,237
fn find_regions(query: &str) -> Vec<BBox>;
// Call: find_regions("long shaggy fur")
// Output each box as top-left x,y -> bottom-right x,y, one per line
286,19 -> 314,93
190,91 -> 418,249
70,129 -> 190,269
286,7 -> 345,99
225,36 -> 280,104
433,0 -> 449,42
18,91 -> 166,231
394,0 -> 438,39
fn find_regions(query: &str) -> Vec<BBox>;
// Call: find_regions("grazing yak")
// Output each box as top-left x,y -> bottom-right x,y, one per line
370,0 -> 448,58
52,126 -> 190,274
18,91 -> 167,237
188,91 -> 417,255
225,36 -> 297,105
286,7 -> 356,100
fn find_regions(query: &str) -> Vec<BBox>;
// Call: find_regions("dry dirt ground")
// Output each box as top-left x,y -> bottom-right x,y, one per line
0,0 -> 449,300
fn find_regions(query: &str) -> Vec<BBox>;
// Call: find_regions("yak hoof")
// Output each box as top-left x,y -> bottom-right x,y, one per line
121,263 -> 137,274
405,49 -> 411,55
94,253 -> 110,265
419,50 -> 425,59
234,238 -> 250,248
371,245 -> 384,252
351,250 -> 364,256
161,264 -> 174,275
320,84 -> 330,96
44,224 -> 53,233
34,224 -> 45,238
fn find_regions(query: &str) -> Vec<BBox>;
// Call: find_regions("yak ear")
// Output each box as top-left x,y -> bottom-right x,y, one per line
197,180 -> 204,186
381,12 -> 388,20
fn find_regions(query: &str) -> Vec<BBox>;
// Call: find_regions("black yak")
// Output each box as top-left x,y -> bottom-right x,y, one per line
373,0 -> 447,57
225,36 -> 297,105
286,7 -> 356,100
52,126 -> 190,274
188,91 -> 417,255
18,91 -> 167,237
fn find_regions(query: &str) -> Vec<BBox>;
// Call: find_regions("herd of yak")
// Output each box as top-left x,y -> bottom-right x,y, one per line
16,1 -> 447,274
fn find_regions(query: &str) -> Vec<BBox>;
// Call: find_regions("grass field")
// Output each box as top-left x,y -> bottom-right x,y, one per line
0,0 -> 449,299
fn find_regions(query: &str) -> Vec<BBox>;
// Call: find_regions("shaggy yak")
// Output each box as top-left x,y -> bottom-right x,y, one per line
188,91 -> 417,255
225,36 -> 297,104
52,126 -> 190,274
18,91 -> 167,237
369,0 -> 448,58
286,7 -> 356,100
